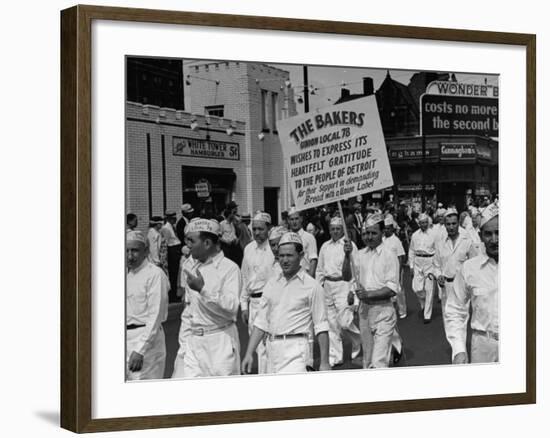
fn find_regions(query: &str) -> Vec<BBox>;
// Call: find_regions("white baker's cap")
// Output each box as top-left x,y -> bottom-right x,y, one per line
329,216 -> 343,227
363,212 -> 384,229
288,206 -> 300,216
252,212 -> 272,224
444,207 -> 459,217
268,226 -> 286,241
186,218 -> 221,236
126,230 -> 147,246
480,203 -> 499,228
278,232 -> 303,247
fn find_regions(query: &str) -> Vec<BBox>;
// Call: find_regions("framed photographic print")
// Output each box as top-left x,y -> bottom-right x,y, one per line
60,4 -> 536,433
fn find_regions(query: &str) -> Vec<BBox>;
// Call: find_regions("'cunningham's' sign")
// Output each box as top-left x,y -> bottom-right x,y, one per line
172,137 -> 240,161
440,143 -> 476,160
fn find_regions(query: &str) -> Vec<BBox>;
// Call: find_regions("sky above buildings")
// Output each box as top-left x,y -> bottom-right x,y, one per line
278,63 -> 499,114
182,58 -> 498,115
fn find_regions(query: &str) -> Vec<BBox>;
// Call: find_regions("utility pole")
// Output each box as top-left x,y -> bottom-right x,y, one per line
303,65 -> 309,113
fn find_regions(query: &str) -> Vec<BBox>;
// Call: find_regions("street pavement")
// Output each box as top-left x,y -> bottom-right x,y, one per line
161,267 -> 454,378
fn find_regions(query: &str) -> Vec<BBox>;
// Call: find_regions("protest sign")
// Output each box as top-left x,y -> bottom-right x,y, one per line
276,95 -> 393,211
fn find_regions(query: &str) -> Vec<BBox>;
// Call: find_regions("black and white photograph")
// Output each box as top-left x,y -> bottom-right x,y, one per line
125,57 -> 499,380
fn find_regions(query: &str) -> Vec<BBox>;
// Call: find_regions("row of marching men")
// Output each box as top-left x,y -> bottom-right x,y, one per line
125,202 -> 499,380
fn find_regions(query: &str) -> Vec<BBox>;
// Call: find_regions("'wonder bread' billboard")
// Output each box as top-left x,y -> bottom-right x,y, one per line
276,95 -> 393,211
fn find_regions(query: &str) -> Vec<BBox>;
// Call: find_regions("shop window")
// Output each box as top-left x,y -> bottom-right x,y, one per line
271,92 -> 279,133
261,90 -> 269,132
205,105 -> 224,118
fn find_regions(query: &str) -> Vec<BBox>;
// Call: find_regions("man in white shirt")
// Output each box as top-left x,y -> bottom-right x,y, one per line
171,252 -> 194,379
343,213 -> 399,368
176,203 -> 194,243
161,211 -> 182,303
126,231 -> 169,380
240,212 -> 274,374
316,216 -> 361,367
220,200 -> 241,265
242,232 -> 330,374
383,215 -> 407,319
180,219 -> 242,377
408,213 -> 437,323
170,219 -> 196,378
432,209 -> 447,243
434,208 -> 476,335
446,203 -> 499,364
288,207 -> 318,278
466,209 -> 483,254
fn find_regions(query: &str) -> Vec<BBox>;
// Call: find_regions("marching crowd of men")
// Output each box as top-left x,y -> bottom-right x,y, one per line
125,197 -> 499,380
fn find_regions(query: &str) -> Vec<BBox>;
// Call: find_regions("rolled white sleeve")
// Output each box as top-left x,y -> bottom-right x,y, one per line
310,282 -> 329,335
315,245 -> 327,285
253,296 -> 269,333
199,264 -> 241,319
383,252 -> 400,294
395,239 -> 405,257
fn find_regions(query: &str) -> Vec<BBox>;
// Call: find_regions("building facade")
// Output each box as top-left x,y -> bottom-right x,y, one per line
126,61 -> 297,228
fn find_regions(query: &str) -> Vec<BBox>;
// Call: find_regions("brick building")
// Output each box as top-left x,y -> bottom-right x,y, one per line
126,61 -> 297,228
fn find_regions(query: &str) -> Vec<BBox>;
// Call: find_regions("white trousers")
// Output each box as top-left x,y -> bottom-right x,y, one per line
440,282 -> 452,339
266,336 -> 310,374
248,296 -> 267,374
171,312 -> 191,379
471,332 -> 499,363
126,325 -> 166,380
182,324 -> 241,377
324,280 -> 361,366
395,270 -> 407,318
412,257 -> 435,319
358,302 -> 397,368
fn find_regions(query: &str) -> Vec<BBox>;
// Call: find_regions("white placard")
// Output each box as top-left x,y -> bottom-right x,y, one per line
277,96 -> 393,210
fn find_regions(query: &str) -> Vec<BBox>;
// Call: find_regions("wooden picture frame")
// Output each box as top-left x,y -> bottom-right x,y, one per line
60,4 -> 536,433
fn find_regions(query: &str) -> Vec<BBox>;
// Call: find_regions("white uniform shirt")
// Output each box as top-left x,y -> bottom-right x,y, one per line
434,229 -> 476,279
254,269 -> 329,336
446,254 -> 499,357
432,224 -> 448,243
178,254 -> 195,291
316,237 -> 358,285
297,228 -> 318,272
240,240 -> 275,311
408,228 -> 437,269
160,222 -> 181,247
147,227 -> 162,265
126,259 -> 169,355
184,251 -> 241,330
382,234 -> 405,259
353,244 -> 399,293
